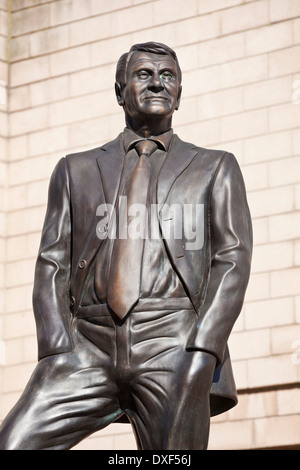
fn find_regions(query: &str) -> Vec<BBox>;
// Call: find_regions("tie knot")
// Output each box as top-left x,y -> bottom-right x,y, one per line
135,139 -> 158,158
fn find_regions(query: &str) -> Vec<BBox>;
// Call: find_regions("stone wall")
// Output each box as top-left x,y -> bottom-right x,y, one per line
0,0 -> 300,450
0,0 -> 8,400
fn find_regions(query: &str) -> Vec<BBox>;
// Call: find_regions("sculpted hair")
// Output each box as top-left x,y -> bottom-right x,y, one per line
115,41 -> 182,89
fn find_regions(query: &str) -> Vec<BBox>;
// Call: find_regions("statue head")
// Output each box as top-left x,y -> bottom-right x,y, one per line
115,42 -> 182,133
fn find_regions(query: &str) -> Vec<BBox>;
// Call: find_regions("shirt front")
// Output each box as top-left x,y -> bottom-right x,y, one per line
81,128 -> 186,308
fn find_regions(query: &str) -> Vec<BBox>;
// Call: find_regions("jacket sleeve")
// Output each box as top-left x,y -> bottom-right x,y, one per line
32,157 -> 73,360
186,152 -> 253,364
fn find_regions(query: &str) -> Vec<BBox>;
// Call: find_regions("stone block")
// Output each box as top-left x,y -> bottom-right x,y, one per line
175,119 -> 220,147
242,162 -> 268,192
251,241 -> 293,273
9,86 -> 30,112
6,206 -> 45,237
197,32 -> 244,67
229,329 -> 271,360
247,186 -> 293,218
269,45 -> 300,78
153,0 -> 197,24
8,134 -> 28,161
294,18 -> 300,44
198,0 -> 243,15
8,155 -> 50,186
221,0 -> 268,35
12,4 -> 50,36
0,110 -> 8,137
73,435 -> 114,451
29,24 -> 69,57
30,76 -> 69,107
4,310 -> 36,342
244,272 -> 269,302
221,109 -> 268,142
209,420 -> 253,450
175,44 -> 198,72
6,259 -> 36,288
269,212 -> 300,242
248,354 -> 298,388
69,16 -> 110,47
254,415 -> 300,448
271,267 -> 300,297
245,21 -> 294,56
110,3 -> 154,36
244,131 -> 292,164
50,0 -> 91,26
0,10 -> 7,37
269,102 -> 300,133
277,388 -> 300,415
182,65 -> 220,97
90,36 -> 133,68
132,22 -> 177,50
174,13 -> 221,46
69,64 -> 114,97
28,126 -> 69,157
90,0 -> 131,15
252,217 -> 269,245
244,76 -> 291,111
10,36 -> 30,61
293,128 -> 300,155
220,55 -> 268,89
49,91 -> 118,127
271,324 -> 300,355
244,297 -> 294,330
6,184 -> 27,211
296,185 -> 300,211
269,156 -> 300,187
6,233 -> 40,262
68,115 -> 111,149
270,0 -> 300,22
50,45 -> 90,77
228,391 -> 277,420
10,56 -> 49,87
198,87 -> 243,121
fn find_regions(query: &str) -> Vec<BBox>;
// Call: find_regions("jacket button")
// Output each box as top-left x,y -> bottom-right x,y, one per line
78,259 -> 87,269
70,296 -> 75,307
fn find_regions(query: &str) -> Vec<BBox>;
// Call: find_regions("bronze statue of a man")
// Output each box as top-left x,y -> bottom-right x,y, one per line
0,42 -> 252,450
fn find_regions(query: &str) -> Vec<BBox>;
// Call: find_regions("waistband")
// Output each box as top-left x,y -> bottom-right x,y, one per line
76,297 -> 195,320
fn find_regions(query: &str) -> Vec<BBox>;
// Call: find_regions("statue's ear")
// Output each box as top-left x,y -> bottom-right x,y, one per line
175,85 -> 182,111
115,82 -> 125,107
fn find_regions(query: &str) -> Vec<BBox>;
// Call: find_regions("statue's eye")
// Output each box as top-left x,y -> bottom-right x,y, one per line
137,71 -> 150,80
161,71 -> 174,81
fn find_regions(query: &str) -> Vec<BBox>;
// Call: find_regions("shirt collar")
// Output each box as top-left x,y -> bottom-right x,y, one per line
123,127 -> 173,153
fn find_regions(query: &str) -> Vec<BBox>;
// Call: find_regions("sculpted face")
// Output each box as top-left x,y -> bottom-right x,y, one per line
119,51 -> 182,125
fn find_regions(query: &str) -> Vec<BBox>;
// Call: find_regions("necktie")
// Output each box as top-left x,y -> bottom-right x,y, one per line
107,139 -> 158,319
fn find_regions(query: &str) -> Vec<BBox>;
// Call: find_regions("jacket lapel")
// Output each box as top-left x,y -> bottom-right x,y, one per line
157,134 -> 198,206
72,135 -> 125,310
157,135 -> 200,312
96,133 -> 125,209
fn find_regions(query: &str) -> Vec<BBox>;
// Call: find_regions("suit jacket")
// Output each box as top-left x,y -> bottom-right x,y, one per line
32,132 -> 252,416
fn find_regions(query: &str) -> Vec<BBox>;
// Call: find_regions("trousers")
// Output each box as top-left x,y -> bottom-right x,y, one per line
0,299 -> 216,450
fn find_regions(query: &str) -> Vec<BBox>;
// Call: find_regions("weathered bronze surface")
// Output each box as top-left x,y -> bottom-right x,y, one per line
0,42 -> 252,450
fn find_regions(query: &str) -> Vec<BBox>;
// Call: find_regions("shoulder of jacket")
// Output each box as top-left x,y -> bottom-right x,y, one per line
65,134 -> 122,164
65,146 -> 103,164
174,134 -> 230,162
